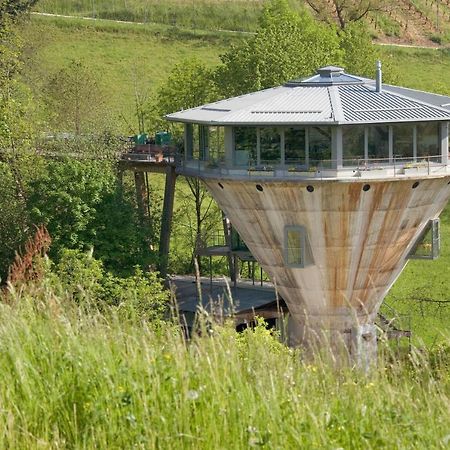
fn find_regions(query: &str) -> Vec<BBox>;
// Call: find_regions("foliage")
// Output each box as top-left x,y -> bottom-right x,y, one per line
339,21 -> 398,82
47,248 -> 169,321
0,162 -> 28,282
0,0 -> 38,24
24,149 -> 157,274
305,0 -> 388,30
0,291 -> 448,447
6,225 -> 51,287
44,59 -> 111,134
27,158 -> 115,252
216,0 -> 342,96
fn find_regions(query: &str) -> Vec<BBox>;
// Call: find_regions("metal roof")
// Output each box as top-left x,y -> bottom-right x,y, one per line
166,66 -> 450,126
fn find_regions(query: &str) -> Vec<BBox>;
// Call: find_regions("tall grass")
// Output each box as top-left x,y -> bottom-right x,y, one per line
0,282 -> 449,448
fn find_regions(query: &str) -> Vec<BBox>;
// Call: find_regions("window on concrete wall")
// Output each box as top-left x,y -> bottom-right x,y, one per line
234,127 -> 257,166
393,123 -> 414,160
285,128 -> 306,165
408,219 -> 440,260
260,127 -> 281,164
343,125 -> 365,166
368,125 -> 389,160
285,226 -> 306,268
309,127 -> 331,166
417,122 -> 440,158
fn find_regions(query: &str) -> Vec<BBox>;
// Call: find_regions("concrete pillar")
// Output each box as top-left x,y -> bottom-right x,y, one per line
331,127 -> 343,169
441,121 -> 449,165
287,314 -> 377,370
224,127 -> 233,167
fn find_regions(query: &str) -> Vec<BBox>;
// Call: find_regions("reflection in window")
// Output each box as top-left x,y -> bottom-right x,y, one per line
285,128 -> 306,164
368,125 -> 389,160
343,125 -> 365,166
309,127 -> 331,164
192,125 -> 209,160
208,127 -> 225,163
234,127 -> 256,166
285,226 -> 306,267
417,122 -> 440,158
260,127 -> 281,164
393,123 -> 413,159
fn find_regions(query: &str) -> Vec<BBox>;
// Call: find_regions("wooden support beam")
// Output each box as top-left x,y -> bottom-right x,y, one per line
222,212 -> 236,282
158,165 -> 177,278
134,171 -> 151,232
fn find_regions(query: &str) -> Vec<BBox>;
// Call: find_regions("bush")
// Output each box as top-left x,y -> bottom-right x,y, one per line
47,249 -> 169,322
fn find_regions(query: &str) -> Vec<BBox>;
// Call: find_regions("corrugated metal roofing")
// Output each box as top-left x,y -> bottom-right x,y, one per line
166,67 -> 450,126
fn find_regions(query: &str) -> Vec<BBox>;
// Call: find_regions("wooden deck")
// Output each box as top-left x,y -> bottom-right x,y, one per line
168,275 -> 287,327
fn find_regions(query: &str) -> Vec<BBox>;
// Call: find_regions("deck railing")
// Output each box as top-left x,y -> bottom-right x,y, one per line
179,154 -> 448,179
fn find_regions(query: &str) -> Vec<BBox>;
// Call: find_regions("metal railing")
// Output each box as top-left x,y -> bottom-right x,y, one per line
121,143 -> 180,164
179,154 -> 448,179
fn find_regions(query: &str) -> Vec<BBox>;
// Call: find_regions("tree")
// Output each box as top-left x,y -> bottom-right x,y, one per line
215,0 -> 342,96
45,60 -> 110,134
339,21 -> 398,82
0,0 -> 38,24
305,0 -> 388,30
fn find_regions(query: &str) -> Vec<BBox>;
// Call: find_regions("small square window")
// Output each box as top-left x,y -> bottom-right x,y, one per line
408,218 -> 440,260
285,226 -> 306,268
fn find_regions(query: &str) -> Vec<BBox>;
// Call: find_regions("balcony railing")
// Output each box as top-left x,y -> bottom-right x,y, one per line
179,155 -> 448,179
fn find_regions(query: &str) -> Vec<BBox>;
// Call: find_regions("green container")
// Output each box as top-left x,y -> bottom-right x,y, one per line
133,134 -> 147,145
155,131 -> 171,146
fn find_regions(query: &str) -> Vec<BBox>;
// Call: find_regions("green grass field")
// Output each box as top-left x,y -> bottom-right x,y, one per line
0,287 -> 449,448
21,16 -> 240,132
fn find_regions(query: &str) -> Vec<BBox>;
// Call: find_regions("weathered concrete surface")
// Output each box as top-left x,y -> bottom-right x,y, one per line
204,176 -> 450,365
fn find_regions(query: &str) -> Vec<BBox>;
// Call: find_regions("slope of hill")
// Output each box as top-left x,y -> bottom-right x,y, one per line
34,0 -> 450,45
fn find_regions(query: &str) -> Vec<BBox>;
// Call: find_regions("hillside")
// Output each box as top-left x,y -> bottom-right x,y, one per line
34,0 -> 450,46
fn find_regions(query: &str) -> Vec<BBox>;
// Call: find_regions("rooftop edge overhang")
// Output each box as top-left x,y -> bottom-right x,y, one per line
165,67 -> 450,127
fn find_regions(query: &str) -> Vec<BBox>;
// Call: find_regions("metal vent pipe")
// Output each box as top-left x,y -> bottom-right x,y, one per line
376,60 -> 382,93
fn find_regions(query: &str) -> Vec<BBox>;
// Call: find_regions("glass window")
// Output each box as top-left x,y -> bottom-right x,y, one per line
234,127 -> 256,166
285,226 -> 306,268
192,125 -> 208,160
408,219 -> 440,260
417,122 -> 440,158
367,125 -> 389,160
393,123 -> 414,160
260,127 -> 281,164
285,128 -> 306,164
309,127 -> 331,165
343,125 -> 365,166
208,127 -> 225,163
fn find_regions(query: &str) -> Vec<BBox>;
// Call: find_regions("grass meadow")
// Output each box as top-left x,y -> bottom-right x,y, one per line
0,283 -> 450,449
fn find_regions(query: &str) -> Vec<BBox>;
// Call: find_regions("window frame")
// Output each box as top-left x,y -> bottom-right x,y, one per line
284,225 -> 307,268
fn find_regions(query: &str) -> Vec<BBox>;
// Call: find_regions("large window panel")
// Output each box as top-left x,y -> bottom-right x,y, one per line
285,128 -> 306,164
260,127 -> 281,164
309,127 -> 331,165
234,127 -> 257,166
343,125 -> 365,166
208,127 -> 225,163
368,125 -> 389,160
417,122 -> 440,158
393,123 -> 414,160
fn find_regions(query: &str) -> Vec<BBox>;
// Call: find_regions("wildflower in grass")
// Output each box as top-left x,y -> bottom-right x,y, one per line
186,390 -> 199,401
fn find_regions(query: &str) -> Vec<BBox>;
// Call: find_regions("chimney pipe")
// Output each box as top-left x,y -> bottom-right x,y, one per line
376,60 -> 382,93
